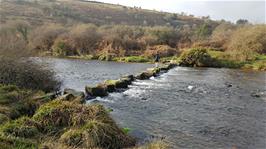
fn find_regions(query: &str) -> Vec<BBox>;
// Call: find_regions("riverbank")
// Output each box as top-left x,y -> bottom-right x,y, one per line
45,49 -> 266,71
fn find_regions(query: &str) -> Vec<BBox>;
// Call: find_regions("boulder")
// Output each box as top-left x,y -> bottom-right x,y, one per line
167,63 -> 177,69
63,88 -> 85,98
159,66 -> 169,71
120,77 -> 132,85
136,71 -> 155,80
85,85 -> 108,97
115,80 -> 128,88
105,80 -> 128,89
105,83 -> 116,92
123,75 -> 135,82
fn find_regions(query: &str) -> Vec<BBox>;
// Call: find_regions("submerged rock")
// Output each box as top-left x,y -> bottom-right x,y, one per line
85,85 -> 108,97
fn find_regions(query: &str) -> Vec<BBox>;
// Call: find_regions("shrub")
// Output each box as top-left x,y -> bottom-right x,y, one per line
146,26 -> 179,47
144,45 -> 178,58
0,59 -> 61,92
211,22 -> 235,50
228,25 -> 266,61
179,48 -> 214,67
29,24 -> 66,53
0,24 -> 29,58
68,24 -> 102,55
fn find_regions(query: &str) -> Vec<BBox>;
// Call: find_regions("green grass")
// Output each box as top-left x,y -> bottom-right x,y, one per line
208,50 -> 266,70
117,56 -> 151,63
122,127 -> 132,134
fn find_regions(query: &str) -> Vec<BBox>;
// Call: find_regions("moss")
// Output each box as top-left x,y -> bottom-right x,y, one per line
104,79 -> 128,89
0,117 -> 40,138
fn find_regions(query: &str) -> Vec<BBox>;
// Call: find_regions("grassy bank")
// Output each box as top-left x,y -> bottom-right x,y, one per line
60,51 -> 266,71
208,50 -> 266,70
0,84 -> 135,149
0,84 -> 168,149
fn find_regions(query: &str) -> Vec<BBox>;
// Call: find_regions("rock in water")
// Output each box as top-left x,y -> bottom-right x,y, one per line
136,71 -> 155,80
85,85 -> 108,97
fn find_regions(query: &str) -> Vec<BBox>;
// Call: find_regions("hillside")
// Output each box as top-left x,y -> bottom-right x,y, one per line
0,0 -> 208,27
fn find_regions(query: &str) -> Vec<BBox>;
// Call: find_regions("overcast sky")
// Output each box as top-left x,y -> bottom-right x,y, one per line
94,0 -> 266,24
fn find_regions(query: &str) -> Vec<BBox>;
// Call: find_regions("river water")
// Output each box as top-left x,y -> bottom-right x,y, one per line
39,58 -> 266,149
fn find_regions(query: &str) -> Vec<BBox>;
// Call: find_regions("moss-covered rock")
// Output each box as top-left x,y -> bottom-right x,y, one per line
105,79 -> 128,89
85,84 -> 108,97
123,75 -> 135,82
136,71 -> 155,80
179,48 -> 214,67
104,83 -> 116,93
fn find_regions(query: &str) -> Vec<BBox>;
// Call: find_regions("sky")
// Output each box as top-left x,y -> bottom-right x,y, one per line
94,0 -> 266,24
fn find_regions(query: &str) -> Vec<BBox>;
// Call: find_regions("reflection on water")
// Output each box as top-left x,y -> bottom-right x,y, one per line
35,57 -> 153,91
38,58 -> 266,149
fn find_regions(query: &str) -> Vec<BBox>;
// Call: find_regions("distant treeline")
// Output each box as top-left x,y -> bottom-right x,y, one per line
1,20 -> 265,62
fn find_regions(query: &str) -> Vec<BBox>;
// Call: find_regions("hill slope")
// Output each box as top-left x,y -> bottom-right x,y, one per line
0,0 -> 208,27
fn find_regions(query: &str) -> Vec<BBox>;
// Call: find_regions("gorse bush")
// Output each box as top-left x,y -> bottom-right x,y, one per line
0,24 -> 61,93
29,24 -> 66,54
0,59 -> 61,93
179,48 -> 214,67
227,25 -> 266,61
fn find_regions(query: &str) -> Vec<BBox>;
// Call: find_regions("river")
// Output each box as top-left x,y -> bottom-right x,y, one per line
38,58 -> 266,149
